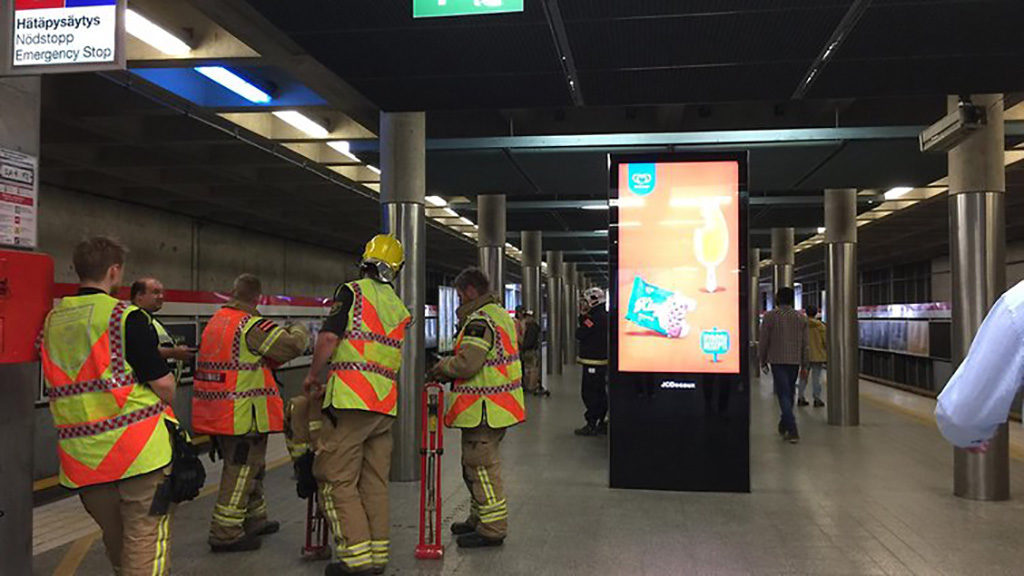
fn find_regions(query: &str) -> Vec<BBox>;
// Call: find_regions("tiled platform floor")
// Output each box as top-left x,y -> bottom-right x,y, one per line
33,368 -> 1024,575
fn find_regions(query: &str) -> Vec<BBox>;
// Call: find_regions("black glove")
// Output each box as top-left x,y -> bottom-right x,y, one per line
295,451 -> 316,500
166,421 -> 207,503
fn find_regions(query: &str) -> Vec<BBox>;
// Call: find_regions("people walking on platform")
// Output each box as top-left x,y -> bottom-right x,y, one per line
515,305 -> 544,396
193,273 -> 309,553
798,305 -> 827,408
936,280 -> 1024,451
758,287 -> 809,444
302,234 -> 411,575
575,287 -> 609,437
428,268 -> 525,549
40,237 -> 180,576
130,277 -> 195,378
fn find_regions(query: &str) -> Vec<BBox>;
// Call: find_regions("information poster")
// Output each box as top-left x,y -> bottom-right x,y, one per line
616,160 -> 740,374
0,147 -> 38,248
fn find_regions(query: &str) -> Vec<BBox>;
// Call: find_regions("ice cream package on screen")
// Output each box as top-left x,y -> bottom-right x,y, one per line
624,276 -> 697,338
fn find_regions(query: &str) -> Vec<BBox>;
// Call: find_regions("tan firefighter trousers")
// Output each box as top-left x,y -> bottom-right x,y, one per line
209,434 -> 270,545
461,425 -> 508,540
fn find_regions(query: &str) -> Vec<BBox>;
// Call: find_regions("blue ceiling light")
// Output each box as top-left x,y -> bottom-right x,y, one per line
194,66 -> 272,104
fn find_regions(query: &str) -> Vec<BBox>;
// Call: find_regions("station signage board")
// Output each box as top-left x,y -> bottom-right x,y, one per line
0,147 -> 38,249
2,0 -> 125,75
413,0 -> 524,19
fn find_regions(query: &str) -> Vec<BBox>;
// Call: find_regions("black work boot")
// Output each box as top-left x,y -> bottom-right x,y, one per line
324,563 -> 375,575
574,423 -> 598,436
451,520 -> 476,536
210,535 -> 262,553
457,532 -> 505,549
595,420 -> 608,435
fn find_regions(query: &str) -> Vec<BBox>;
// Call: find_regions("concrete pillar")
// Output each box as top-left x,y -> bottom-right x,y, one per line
749,247 -> 761,376
0,76 -> 40,575
949,94 -> 1008,501
521,231 -> 542,318
825,189 -> 859,426
546,250 -> 563,376
380,111 -> 425,482
477,195 -> 506,297
771,228 -> 794,295
563,262 -> 578,365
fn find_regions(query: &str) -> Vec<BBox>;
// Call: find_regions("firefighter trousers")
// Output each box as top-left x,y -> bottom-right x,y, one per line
79,466 -> 173,576
461,425 -> 508,540
209,434 -> 270,545
314,408 -> 395,572
287,393 -> 325,459
522,350 -> 541,393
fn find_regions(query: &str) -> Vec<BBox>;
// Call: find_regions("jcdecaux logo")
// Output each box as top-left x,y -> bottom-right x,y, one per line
627,163 -> 656,196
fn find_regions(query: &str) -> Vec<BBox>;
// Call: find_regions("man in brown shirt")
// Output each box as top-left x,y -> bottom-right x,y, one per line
758,287 -> 808,444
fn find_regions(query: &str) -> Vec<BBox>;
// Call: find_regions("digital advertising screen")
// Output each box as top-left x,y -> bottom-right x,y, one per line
614,158 -> 742,375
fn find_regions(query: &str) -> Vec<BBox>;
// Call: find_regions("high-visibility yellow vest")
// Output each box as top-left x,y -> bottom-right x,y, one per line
193,308 -> 284,435
41,293 -> 174,489
325,279 -> 411,416
445,302 -> 525,429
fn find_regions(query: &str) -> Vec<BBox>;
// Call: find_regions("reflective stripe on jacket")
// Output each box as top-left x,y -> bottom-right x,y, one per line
41,293 -> 174,488
445,302 -> 525,429
325,278 -> 410,416
193,307 -> 283,435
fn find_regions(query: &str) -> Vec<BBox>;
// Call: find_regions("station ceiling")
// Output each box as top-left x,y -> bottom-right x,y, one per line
35,0 -> 1024,286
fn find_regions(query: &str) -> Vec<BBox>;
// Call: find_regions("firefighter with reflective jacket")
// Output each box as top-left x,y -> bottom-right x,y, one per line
575,287 -> 609,436
428,267 -> 525,549
193,273 -> 309,552
303,234 -> 411,575
40,237 -> 179,576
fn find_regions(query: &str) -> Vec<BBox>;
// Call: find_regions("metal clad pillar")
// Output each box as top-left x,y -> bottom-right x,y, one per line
381,111 -> 425,482
825,189 -> 859,426
749,247 -> 761,376
771,228 -> 794,295
563,262 -> 578,365
0,76 -> 40,575
949,94 -> 1008,501
478,195 -> 506,296
546,250 -> 564,375
521,231 -> 543,318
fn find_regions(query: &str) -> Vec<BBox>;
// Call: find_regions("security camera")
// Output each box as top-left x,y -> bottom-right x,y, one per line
919,98 -> 987,153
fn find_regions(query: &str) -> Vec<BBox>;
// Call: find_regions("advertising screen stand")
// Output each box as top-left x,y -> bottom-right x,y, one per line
608,152 -> 750,493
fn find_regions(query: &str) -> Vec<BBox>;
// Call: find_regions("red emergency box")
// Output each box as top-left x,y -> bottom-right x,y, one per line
0,250 -> 54,364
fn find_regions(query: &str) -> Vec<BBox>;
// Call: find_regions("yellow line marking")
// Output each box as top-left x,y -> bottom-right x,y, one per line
51,454 -> 294,573
52,531 -> 98,576
862,393 -> 1024,462
33,476 -> 60,492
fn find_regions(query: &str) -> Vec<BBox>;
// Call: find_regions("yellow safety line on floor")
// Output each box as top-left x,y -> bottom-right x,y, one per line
52,531 -> 98,576
33,476 -> 61,492
51,454 -> 293,575
861,393 -> 1024,462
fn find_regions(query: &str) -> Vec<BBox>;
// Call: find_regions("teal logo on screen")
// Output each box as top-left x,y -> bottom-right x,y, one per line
627,163 -> 656,196
700,328 -> 731,363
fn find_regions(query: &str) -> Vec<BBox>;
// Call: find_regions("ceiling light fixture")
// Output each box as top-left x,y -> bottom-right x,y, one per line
126,9 -> 191,56
425,195 -> 447,207
367,165 -> 381,175
884,186 -> 913,200
274,111 -> 330,138
326,140 -> 361,162
195,66 -> 271,104
581,204 -> 609,210
817,227 -> 826,234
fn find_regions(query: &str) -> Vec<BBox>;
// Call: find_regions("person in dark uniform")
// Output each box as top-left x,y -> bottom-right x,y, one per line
575,287 -> 609,436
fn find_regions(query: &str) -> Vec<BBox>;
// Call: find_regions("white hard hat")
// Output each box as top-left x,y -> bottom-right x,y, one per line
584,287 -> 605,305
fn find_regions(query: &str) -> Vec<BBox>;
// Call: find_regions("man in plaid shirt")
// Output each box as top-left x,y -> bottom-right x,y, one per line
758,287 -> 809,444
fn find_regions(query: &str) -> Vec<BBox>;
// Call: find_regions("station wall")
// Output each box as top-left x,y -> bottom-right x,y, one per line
37,184 -> 361,297
930,241 -> 1024,304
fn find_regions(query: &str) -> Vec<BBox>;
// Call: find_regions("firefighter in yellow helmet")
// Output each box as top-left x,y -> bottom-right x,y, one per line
428,267 -> 525,549
303,234 -> 411,575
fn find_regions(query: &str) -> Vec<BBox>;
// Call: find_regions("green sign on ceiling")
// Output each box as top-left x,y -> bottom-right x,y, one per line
413,0 -> 524,18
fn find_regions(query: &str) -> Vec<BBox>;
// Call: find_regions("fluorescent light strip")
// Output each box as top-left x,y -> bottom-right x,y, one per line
274,111 -> 330,138
126,9 -> 191,56
581,204 -> 609,210
817,227 -> 826,234
884,186 -> 913,200
425,195 -> 447,207
327,140 -> 361,163
367,165 -> 381,175
195,67 -> 271,104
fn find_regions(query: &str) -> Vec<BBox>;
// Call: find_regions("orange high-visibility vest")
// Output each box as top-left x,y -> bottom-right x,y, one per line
444,302 -> 525,429
324,279 -> 411,416
41,293 -> 175,489
193,307 -> 284,435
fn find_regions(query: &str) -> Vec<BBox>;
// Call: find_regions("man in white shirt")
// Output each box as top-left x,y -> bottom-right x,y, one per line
935,281 -> 1024,450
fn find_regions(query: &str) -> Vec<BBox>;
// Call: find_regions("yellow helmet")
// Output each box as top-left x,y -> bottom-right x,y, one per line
362,234 -> 405,281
